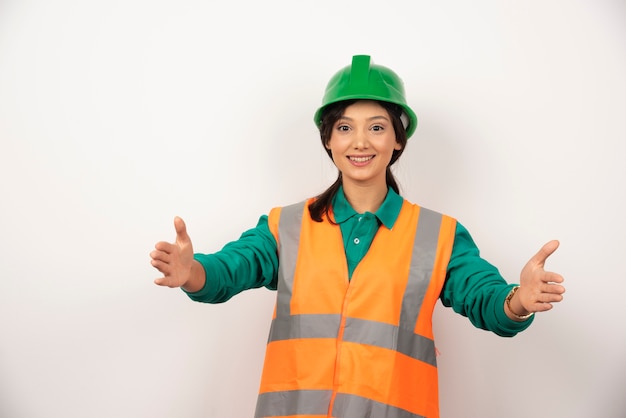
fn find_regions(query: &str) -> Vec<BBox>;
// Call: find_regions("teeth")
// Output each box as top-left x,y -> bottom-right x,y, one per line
350,156 -> 373,162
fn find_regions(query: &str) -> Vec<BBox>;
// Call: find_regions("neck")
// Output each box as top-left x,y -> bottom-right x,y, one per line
342,181 -> 388,214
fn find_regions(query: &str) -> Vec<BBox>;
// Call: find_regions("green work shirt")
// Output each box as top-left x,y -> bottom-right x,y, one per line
190,187 -> 533,337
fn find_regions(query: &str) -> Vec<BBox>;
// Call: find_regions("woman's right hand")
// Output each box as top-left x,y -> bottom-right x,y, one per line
151,216 -> 202,290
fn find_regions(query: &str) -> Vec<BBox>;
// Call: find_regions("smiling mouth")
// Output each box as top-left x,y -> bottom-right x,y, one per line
348,156 -> 374,163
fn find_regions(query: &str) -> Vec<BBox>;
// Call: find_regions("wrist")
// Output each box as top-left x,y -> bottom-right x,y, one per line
505,286 -> 534,321
182,260 -> 206,293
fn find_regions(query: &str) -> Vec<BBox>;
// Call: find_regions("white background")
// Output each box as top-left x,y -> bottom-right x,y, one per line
1,1 -> 625,417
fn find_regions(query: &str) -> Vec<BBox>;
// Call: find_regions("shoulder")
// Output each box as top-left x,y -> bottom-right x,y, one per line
267,198 -> 317,235
269,198 -> 315,218
401,198 -> 457,222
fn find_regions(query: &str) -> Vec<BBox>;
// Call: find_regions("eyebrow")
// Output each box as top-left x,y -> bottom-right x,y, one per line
338,115 -> 390,122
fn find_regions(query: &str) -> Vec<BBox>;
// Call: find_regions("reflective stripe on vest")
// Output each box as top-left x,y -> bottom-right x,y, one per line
255,199 -> 456,418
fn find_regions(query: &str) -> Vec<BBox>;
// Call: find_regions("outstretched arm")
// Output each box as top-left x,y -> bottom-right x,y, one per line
150,216 -> 206,293
505,240 -> 566,321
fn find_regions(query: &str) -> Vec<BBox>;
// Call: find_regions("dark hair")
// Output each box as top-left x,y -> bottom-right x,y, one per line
308,100 -> 408,222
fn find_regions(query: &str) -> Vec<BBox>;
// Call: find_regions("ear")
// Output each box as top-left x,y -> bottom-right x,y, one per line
394,141 -> 403,151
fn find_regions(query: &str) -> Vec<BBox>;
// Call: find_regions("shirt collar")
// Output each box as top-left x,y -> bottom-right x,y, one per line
332,186 -> 404,229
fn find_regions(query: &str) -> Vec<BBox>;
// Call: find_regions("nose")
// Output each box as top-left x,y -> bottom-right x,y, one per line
352,129 -> 369,150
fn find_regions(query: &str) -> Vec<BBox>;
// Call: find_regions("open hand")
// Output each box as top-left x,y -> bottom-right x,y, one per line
151,216 -> 195,288
516,240 -> 566,314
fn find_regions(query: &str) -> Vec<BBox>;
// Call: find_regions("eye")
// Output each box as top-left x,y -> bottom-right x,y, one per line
336,124 -> 351,132
371,124 -> 384,132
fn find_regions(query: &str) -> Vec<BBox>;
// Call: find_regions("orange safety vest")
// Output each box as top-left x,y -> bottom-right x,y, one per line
255,198 -> 457,418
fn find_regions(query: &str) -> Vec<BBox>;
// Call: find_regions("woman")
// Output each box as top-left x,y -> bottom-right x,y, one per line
150,55 -> 565,418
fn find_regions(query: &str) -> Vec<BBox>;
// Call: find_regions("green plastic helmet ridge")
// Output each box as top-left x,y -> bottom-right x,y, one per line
314,55 -> 418,138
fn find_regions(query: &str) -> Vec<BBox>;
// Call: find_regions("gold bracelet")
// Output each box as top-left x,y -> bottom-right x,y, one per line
505,286 -> 534,320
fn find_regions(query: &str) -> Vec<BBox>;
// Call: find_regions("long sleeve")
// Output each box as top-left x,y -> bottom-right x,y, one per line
184,215 -> 279,304
441,222 -> 534,337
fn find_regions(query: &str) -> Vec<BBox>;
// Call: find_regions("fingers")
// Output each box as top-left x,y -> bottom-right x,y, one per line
530,240 -> 560,268
540,281 -> 566,296
537,288 -> 565,302
151,217 -> 188,255
542,270 -> 565,284
150,244 -> 174,274
150,257 -> 171,274
522,281 -> 565,314
533,290 -> 565,311
154,277 -> 170,286
524,295 -> 561,314
154,277 -> 176,287
154,240 -> 175,253
174,216 -> 190,245
152,258 -> 179,287
151,217 -> 193,289
532,302 -> 555,313
150,245 -> 173,271
517,240 -> 565,315
150,246 -> 171,261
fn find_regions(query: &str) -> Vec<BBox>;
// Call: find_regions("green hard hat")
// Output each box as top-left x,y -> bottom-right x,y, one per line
314,55 -> 418,138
